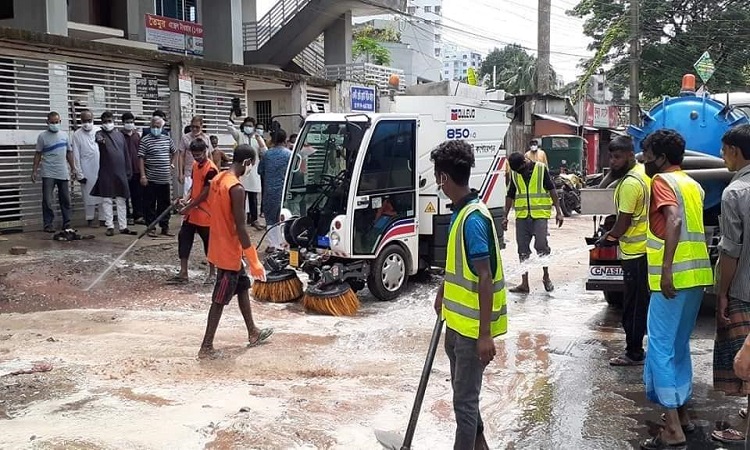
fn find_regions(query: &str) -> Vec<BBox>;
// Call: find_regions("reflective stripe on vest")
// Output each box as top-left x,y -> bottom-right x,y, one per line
442,201 -> 508,339
646,171 -> 713,291
513,162 -> 553,220
614,164 -> 650,258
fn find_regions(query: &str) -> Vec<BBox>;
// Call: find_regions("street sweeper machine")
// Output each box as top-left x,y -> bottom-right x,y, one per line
268,93 -> 510,309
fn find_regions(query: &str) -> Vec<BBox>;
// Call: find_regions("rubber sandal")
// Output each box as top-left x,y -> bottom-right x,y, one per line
610,355 -> 645,367
741,408 -> 747,420
120,229 -> 137,236
247,328 -> 273,348
543,278 -> 555,292
161,229 -> 175,237
640,436 -> 686,449
166,276 -> 188,285
509,285 -> 530,294
147,230 -> 158,238
712,428 -> 746,444
659,413 -> 696,433
203,275 -> 216,286
198,348 -> 224,360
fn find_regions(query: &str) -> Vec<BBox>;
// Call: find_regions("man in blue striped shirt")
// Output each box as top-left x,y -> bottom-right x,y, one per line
138,116 -> 177,237
31,111 -> 77,233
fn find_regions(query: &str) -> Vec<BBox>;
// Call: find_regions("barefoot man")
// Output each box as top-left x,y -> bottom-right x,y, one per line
199,144 -> 272,358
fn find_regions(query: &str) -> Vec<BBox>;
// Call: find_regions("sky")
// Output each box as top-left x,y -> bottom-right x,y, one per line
255,0 -> 594,83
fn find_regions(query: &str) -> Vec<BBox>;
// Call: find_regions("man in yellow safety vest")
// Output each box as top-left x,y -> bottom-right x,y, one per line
431,140 -> 507,450
598,136 -> 652,367
504,152 -> 564,293
639,129 -> 712,450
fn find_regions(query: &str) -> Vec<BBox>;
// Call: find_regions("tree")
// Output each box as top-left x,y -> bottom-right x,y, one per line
480,44 -> 557,94
352,25 -> 399,66
568,0 -> 750,99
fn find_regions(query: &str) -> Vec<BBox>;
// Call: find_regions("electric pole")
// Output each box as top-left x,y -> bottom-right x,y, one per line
629,0 -> 640,125
537,0 -> 551,93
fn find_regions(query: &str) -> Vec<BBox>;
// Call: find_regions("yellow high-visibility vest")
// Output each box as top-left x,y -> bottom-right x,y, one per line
512,162 -> 553,219
646,171 -> 713,291
442,201 -> 508,339
615,163 -> 651,259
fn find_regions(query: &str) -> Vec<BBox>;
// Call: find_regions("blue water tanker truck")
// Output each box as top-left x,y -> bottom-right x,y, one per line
582,74 -> 749,306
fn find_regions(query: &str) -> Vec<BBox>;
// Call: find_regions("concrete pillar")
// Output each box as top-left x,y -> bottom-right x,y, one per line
202,0 -> 244,65
124,0 -> 155,42
291,81 -> 307,132
11,0 -> 68,36
242,0 -> 257,22
324,11 -> 352,66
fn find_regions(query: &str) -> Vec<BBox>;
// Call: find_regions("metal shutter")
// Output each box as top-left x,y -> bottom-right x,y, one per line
192,71 -> 246,150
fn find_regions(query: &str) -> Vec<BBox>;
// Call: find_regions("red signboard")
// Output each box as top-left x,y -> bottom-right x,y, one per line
145,14 -> 203,57
584,101 -> 620,129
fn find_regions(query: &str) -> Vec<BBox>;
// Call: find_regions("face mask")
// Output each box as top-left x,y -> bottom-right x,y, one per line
123,123 -> 136,131
48,124 -> 60,133
151,128 -> 162,137
102,122 -> 115,132
82,122 -> 93,132
437,173 -> 449,200
530,145 -> 538,151
243,126 -> 254,135
257,128 -> 264,135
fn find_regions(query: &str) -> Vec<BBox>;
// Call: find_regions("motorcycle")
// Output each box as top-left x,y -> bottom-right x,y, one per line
554,172 -> 583,217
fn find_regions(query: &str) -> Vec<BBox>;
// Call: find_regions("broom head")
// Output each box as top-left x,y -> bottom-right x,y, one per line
302,282 -> 359,316
252,269 -> 304,303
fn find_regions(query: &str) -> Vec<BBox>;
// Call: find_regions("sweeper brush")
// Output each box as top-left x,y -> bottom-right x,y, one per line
252,269 -> 304,303
302,282 -> 360,316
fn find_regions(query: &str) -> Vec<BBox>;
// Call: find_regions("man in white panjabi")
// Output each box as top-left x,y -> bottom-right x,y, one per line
72,109 -> 101,227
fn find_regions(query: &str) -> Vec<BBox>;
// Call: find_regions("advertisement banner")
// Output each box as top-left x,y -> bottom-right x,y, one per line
584,101 -> 620,129
145,14 -> 203,57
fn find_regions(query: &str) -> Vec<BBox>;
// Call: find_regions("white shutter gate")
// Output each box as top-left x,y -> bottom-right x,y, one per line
0,43 -> 170,231
192,72 -> 245,148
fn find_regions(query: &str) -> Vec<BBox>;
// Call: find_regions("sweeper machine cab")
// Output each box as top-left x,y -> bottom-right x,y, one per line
274,96 -> 510,302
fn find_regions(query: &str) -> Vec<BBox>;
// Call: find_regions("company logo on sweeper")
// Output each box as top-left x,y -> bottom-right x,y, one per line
450,107 -> 476,121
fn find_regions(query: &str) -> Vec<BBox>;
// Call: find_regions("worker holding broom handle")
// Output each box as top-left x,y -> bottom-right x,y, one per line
198,144 -> 272,359
431,140 -> 508,450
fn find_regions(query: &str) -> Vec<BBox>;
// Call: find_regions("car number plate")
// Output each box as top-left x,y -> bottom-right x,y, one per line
589,265 -> 623,280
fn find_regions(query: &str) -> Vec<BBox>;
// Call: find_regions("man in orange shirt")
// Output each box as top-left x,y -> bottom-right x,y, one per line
171,139 -> 217,285
199,144 -> 271,359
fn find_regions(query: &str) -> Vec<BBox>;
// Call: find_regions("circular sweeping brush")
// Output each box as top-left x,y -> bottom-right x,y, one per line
252,269 -> 304,303
302,282 -> 360,316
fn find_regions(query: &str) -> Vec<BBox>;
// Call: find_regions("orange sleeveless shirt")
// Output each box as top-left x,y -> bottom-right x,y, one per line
186,159 -> 218,227
207,171 -> 244,271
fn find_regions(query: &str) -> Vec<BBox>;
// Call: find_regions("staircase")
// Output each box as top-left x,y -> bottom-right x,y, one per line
243,0 -> 405,74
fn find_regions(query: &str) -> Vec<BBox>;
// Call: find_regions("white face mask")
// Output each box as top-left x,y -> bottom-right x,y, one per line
123,123 -> 136,131
436,173 -> 449,200
82,122 -> 93,132
257,128 -> 264,135
530,145 -> 538,151
102,122 -> 115,132
243,126 -> 254,135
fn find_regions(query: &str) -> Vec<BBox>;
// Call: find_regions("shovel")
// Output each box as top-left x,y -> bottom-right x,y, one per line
375,317 -> 445,450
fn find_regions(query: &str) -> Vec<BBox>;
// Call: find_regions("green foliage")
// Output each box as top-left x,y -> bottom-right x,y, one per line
479,44 -> 557,94
353,36 -> 392,66
568,0 -> 750,99
354,25 -> 401,43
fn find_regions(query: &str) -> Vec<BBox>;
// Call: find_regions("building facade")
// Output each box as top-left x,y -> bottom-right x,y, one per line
442,43 -> 483,82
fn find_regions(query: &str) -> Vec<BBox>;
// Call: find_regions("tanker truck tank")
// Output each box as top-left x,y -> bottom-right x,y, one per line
627,74 -> 748,215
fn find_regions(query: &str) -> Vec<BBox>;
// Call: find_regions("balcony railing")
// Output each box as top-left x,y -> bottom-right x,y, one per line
243,0 -> 311,51
324,63 -> 406,91
293,39 -> 325,76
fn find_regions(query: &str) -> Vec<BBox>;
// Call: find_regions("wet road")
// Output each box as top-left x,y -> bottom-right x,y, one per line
0,214 -> 745,449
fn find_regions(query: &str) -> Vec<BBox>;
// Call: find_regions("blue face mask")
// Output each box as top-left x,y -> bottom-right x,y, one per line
150,128 -> 162,137
48,123 -> 60,133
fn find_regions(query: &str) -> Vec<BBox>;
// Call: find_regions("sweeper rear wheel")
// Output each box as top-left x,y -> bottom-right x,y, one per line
302,282 -> 360,316
252,269 -> 303,303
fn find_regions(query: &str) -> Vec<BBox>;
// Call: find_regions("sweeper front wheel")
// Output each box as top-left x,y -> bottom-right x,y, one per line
302,282 -> 360,316
367,244 -> 409,301
252,269 -> 303,303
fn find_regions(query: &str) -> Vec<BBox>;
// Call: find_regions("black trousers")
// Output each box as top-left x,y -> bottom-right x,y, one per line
144,182 -> 171,230
178,221 -> 209,259
622,255 -> 650,361
246,191 -> 258,223
128,174 -> 144,220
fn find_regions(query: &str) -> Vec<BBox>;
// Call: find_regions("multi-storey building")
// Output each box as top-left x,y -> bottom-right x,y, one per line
442,43 -> 483,82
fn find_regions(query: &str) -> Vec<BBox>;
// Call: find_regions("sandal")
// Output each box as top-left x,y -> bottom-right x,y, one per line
166,276 -> 188,285
543,278 -> 555,292
161,229 -> 175,237
610,355 -> 645,367
640,436 -> 686,449
509,285 -> 530,294
712,428 -> 746,444
203,275 -> 216,286
247,328 -> 273,348
659,413 -> 696,433
147,230 -> 158,238
198,348 -> 224,360
120,229 -> 137,236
